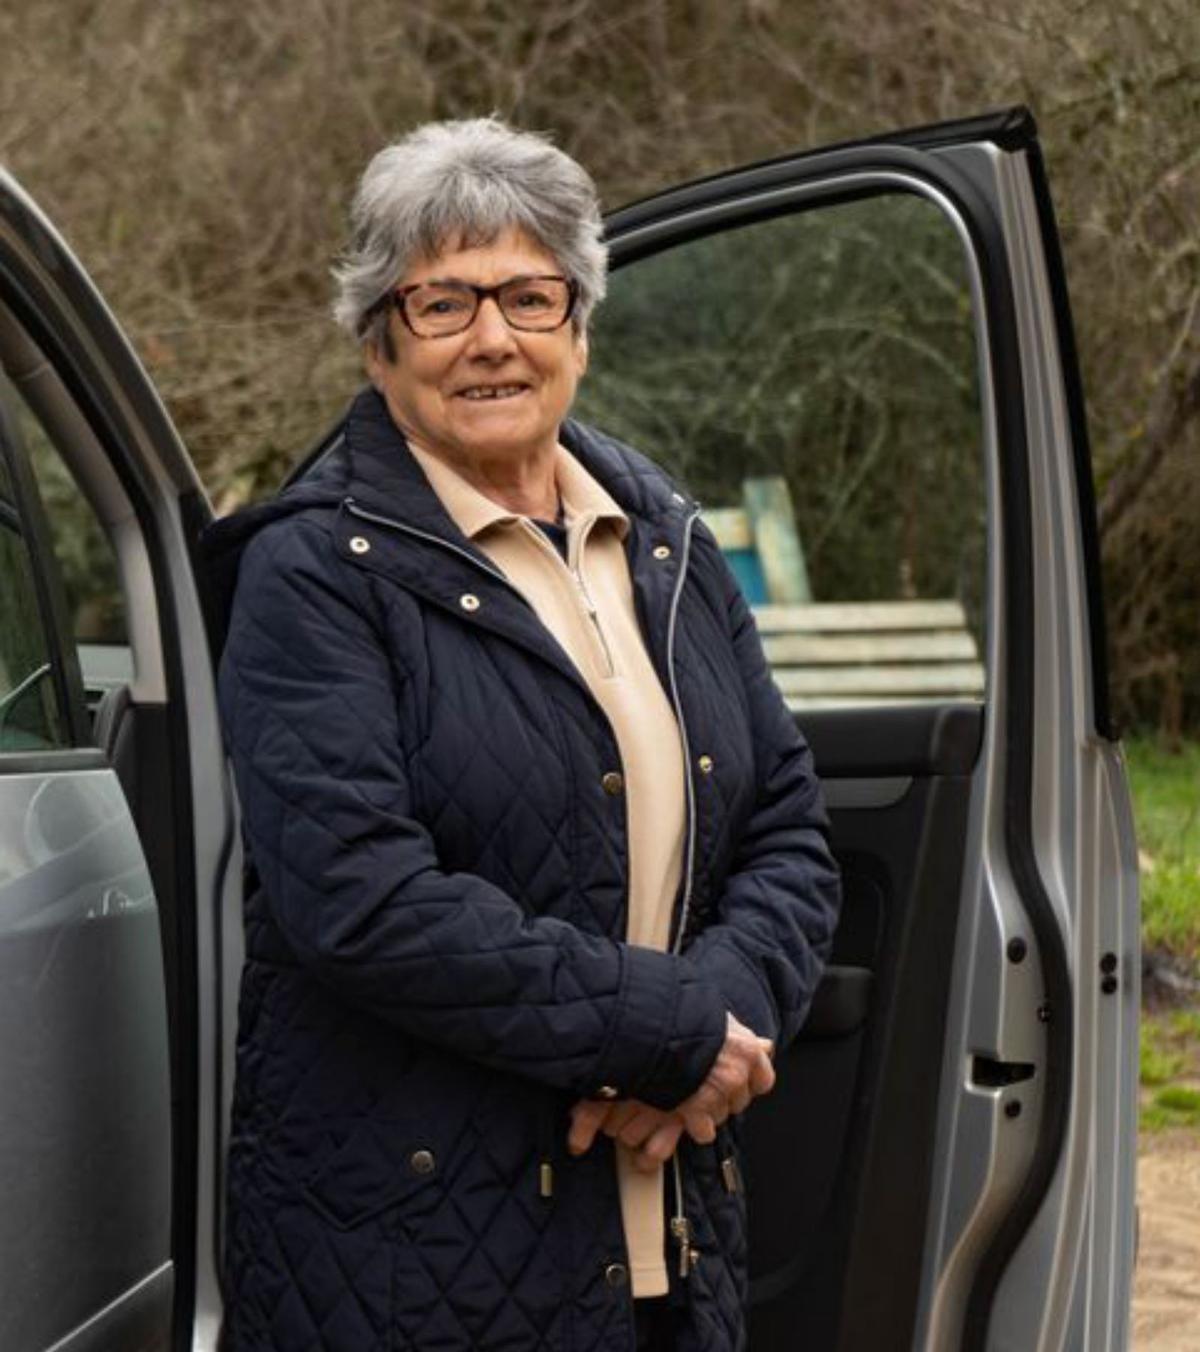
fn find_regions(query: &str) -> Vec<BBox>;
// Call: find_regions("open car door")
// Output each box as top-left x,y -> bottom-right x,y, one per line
576,105 -> 1139,1352
0,173 -> 235,1350
0,104 -> 1137,1352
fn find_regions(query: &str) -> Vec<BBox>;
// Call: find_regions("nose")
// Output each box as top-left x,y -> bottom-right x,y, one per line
465,294 -> 518,356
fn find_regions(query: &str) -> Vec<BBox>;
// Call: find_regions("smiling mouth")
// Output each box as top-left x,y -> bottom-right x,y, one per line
457,384 -> 530,401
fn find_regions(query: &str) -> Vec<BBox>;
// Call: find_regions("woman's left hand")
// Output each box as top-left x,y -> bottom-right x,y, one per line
567,1098 -> 714,1171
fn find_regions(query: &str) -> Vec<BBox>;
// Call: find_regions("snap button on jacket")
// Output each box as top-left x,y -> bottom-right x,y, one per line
207,387 -> 841,1352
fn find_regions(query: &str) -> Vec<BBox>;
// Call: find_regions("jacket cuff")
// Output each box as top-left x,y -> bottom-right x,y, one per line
688,937 -> 781,1046
585,946 -> 727,1110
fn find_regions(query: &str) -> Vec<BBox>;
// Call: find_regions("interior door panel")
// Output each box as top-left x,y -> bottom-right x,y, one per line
745,703 -> 981,1349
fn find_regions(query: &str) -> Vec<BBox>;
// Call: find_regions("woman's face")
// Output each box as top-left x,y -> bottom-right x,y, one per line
367,227 -> 588,471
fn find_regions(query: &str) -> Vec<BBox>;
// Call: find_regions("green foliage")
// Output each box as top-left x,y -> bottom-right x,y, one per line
1169,1008 -> 1200,1040
576,198 -> 985,625
1140,1021 -> 1184,1087
1141,1085 -> 1200,1133
1142,865 -> 1200,962
1138,1007 -> 1200,1133
1127,737 -> 1200,963
1127,738 -> 1200,860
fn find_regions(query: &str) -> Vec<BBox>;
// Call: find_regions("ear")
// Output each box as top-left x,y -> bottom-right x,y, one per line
363,340 -> 385,390
573,328 -> 589,380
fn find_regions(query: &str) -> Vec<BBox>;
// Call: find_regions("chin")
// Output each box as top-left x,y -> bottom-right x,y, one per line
455,419 -> 553,458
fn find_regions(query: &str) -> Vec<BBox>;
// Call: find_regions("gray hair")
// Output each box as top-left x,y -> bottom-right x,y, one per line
332,117 -> 608,353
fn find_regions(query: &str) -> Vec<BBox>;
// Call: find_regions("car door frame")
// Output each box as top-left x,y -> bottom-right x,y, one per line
0,173 -> 234,1351
596,104 -> 1134,1351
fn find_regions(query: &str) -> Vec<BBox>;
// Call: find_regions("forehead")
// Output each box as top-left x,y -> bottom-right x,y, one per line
404,225 -> 561,285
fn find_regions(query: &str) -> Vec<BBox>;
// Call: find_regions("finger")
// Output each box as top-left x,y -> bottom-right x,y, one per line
599,1102 -> 642,1138
617,1108 -> 665,1149
727,1086 -> 752,1116
680,1107 -> 717,1144
635,1119 -> 685,1169
749,1053 -> 776,1097
690,1081 -> 733,1127
690,1081 -> 728,1119
567,1100 -> 611,1155
680,1109 -> 718,1145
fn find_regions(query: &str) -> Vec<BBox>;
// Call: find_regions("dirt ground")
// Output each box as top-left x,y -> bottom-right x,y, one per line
1131,1131 -> 1200,1350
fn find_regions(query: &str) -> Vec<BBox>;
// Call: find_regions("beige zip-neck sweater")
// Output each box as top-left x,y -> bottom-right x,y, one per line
408,439 -> 687,1298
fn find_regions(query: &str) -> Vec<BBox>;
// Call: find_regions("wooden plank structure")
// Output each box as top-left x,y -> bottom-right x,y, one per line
753,600 -> 985,710
704,480 -> 984,709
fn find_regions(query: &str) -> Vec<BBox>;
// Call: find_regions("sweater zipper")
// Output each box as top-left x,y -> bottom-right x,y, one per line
564,515 -> 616,677
515,512 -> 617,679
666,507 -> 701,1280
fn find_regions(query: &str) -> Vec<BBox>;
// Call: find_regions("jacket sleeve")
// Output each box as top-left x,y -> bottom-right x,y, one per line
680,533 -> 842,1049
218,518 -> 727,1109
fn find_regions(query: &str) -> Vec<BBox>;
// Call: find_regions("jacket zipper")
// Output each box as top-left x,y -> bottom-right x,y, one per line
666,508 -> 701,1280
667,508 -> 701,959
347,492 -> 704,1278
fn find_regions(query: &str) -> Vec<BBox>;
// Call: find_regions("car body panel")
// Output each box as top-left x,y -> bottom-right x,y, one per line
0,767 -> 171,1350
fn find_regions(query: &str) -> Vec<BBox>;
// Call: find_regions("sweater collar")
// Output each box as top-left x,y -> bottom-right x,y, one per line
405,437 -> 629,544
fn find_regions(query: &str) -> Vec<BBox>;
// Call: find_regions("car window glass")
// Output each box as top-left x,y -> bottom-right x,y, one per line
0,453 -> 68,751
577,193 -> 986,710
10,392 -> 127,645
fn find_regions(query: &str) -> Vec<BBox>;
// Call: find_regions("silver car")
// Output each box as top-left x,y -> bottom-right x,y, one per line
0,105 -> 1139,1351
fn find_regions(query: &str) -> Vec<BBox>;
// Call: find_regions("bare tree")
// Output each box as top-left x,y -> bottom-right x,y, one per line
2,0 -> 1198,728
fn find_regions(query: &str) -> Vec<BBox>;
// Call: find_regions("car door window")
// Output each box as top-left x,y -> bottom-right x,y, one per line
4,383 -> 132,742
576,193 -> 985,710
0,444 -> 69,751
13,392 -> 127,646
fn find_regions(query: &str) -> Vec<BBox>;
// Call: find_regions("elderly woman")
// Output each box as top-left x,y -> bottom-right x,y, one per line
211,118 -> 840,1352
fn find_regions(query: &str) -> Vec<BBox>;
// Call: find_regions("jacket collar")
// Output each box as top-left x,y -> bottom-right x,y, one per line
340,386 -> 690,538
202,386 -> 698,673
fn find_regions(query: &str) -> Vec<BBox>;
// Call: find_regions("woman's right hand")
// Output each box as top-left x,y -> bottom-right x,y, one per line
681,1012 -> 776,1130
566,1013 -> 775,1168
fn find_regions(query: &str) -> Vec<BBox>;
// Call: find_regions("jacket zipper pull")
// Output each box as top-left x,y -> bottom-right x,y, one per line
670,1215 -> 693,1278
539,1160 -> 555,1199
720,1154 -> 743,1195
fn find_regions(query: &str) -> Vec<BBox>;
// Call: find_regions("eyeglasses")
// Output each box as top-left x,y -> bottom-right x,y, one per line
391,274 -> 578,339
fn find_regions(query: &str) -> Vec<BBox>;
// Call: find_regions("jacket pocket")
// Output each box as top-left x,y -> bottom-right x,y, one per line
302,1117 -> 443,1232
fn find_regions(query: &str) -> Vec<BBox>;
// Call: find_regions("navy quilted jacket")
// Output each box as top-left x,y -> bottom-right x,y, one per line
209,387 -> 840,1352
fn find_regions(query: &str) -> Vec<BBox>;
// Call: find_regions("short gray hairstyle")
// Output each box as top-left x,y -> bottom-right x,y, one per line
332,117 -> 608,352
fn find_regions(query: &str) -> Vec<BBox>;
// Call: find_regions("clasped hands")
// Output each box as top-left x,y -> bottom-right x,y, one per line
567,1013 -> 775,1172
